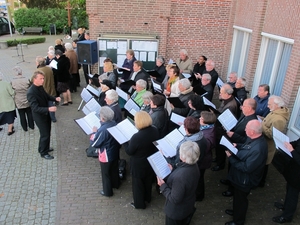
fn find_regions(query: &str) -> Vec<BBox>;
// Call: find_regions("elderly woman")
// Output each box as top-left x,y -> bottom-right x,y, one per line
140,91 -> 153,113
55,49 -> 72,105
54,39 -> 65,53
125,111 -> 159,209
175,49 -> 193,75
157,141 -> 200,225
104,89 -> 122,123
152,56 -> 167,83
131,79 -> 147,107
98,79 -> 113,106
64,42 -> 79,93
11,66 -> 34,131
163,65 -> 180,97
0,77 -> 16,135
121,49 -> 136,80
90,106 -> 120,197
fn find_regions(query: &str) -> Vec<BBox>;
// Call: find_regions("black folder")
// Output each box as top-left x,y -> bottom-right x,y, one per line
168,97 -> 185,108
121,79 -> 136,87
193,85 -> 207,96
147,70 -> 161,78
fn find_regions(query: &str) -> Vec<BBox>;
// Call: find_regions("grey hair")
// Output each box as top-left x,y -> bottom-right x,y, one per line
230,72 -> 237,78
237,77 -> 246,86
48,50 -> 55,57
156,55 -> 165,64
48,46 -> 54,51
179,141 -> 200,165
269,95 -> 285,107
99,106 -> 115,122
222,84 -> 234,95
179,78 -> 191,89
247,120 -> 262,135
99,74 -> 108,81
202,73 -> 211,81
36,56 -> 46,66
105,89 -> 119,103
136,79 -> 147,89
142,91 -> 153,102
180,49 -> 188,55
12,66 -> 22,75
206,59 -> 215,67
65,42 -> 73,51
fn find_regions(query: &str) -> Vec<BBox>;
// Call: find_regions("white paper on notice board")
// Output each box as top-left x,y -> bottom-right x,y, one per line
99,40 -> 106,51
140,52 -> 147,61
134,51 -> 140,60
118,41 -> 127,54
99,57 -> 106,67
117,55 -> 127,67
148,52 -> 155,61
107,41 -> 117,49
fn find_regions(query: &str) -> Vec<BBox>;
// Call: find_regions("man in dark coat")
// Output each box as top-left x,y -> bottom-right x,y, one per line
224,120 -> 268,225
202,59 -> 219,89
27,71 -> 61,160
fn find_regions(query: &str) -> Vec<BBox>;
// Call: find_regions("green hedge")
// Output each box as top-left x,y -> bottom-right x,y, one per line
6,37 -> 46,47
14,8 -> 88,34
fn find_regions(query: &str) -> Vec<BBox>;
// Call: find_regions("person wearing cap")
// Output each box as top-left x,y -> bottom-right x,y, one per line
89,74 -> 100,88
98,79 -> 113,106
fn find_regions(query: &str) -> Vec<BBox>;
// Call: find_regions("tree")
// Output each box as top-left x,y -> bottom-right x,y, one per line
19,0 -> 60,9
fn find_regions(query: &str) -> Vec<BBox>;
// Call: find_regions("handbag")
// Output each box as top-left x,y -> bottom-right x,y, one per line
86,145 -> 98,157
98,148 -> 108,163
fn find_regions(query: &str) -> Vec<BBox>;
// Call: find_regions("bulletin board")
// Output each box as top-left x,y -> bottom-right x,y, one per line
98,35 -> 159,74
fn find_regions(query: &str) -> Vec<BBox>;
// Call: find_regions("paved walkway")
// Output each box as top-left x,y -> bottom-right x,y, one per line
0,33 -> 299,225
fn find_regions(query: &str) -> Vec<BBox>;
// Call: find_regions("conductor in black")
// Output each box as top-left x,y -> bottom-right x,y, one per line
27,71 -> 61,160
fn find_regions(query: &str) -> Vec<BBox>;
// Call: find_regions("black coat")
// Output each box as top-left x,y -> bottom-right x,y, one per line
228,135 -> 268,192
234,87 -> 248,105
202,83 -> 214,101
55,55 -> 70,83
125,126 -> 159,178
203,69 -> 219,89
150,106 -> 169,138
154,65 -> 167,83
160,162 -> 200,220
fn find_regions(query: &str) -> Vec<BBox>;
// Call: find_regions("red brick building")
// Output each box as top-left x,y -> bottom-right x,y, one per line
86,0 -> 300,137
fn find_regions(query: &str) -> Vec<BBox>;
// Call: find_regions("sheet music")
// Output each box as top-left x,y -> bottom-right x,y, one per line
170,112 -> 185,125
217,109 -> 238,131
80,88 -> 93,103
75,112 -> 100,135
107,119 -> 138,144
203,97 -> 216,109
220,136 -> 238,155
217,77 -> 224,88
182,73 -> 191,79
178,125 -> 187,136
82,98 -> 101,117
86,84 -> 100,97
116,87 -> 129,100
124,98 -> 140,115
168,59 -> 174,64
155,129 -> 184,157
272,127 -> 292,157
151,78 -> 162,92
147,151 -> 171,179
49,60 -> 57,69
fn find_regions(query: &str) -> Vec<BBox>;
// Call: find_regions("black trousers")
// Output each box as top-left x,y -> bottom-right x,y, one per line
196,169 -> 206,200
259,164 -> 269,186
100,159 -> 120,196
232,187 -> 250,225
17,107 -> 34,131
165,207 -> 196,225
282,183 -> 300,219
132,173 -> 154,209
83,64 -> 90,85
34,114 -> 51,156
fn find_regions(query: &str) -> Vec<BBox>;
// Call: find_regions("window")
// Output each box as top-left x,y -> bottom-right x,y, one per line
227,26 -> 252,78
251,33 -> 293,97
288,87 -> 300,138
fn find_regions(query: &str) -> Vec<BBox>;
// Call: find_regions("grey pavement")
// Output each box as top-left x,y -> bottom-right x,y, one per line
0,33 -> 299,225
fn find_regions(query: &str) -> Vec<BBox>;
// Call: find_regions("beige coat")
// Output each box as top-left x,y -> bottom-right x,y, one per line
175,57 -> 193,74
11,76 -> 30,109
65,50 -> 78,74
37,66 -> 56,96
0,81 -> 15,113
262,107 -> 290,164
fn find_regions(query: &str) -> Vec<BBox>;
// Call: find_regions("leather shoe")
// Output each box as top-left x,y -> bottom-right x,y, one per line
220,179 -> 230,185
99,190 -> 111,197
225,221 -> 237,225
225,209 -> 233,216
48,148 -> 54,152
222,191 -> 233,197
41,154 -> 54,160
7,130 -> 15,136
130,202 -> 136,208
211,165 -> 224,171
274,202 -> 284,210
272,216 -> 292,223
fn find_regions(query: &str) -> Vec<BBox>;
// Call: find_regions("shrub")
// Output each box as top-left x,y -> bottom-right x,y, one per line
6,37 -> 46,47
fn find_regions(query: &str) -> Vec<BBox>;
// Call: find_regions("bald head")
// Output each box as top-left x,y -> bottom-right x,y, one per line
246,120 -> 262,138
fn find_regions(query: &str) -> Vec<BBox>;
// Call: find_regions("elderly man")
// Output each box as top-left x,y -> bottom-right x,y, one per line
224,120 -> 268,225
27,71 -> 61,160
254,84 -> 270,119
221,98 -> 258,196
77,28 -> 85,41
199,73 -> 213,101
175,49 -> 193,76
131,79 -> 147,107
201,59 -> 219,89
227,72 -> 238,88
212,84 -> 238,171
233,77 -> 248,105
171,78 -> 195,117
260,95 -> 290,187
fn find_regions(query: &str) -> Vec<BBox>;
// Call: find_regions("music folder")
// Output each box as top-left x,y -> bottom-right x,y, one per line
147,70 -> 161,78
147,151 -> 171,179
120,79 -> 136,87
202,97 -> 219,114
107,118 -> 138,144
193,85 -> 207,96
167,97 -> 185,108
74,112 -> 100,135
151,78 -> 164,93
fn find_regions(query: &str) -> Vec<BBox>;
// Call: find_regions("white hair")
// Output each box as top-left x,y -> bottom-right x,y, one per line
136,79 -> 147,89
179,141 -> 200,165
269,95 -> 285,107
105,89 -> 119,103
65,43 -> 73,51
179,78 -> 191,89
100,106 -> 114,122
180,49 -> 188,55
202,73 -> 211,81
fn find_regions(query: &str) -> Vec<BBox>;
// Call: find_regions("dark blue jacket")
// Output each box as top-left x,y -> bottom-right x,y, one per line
91,120 -> 120,161
254,94 -> 270,117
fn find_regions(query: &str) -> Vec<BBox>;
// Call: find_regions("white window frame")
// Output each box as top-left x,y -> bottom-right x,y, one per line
227,26 -> 252,78
288,86 -> 300,138
251,33 -> 294,97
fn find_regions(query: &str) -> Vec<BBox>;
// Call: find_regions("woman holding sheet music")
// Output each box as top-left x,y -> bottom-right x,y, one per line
163,65 -> 181,97
90,107 -> 120,197
157,141 -> 200,225
125,111 -> 159,209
